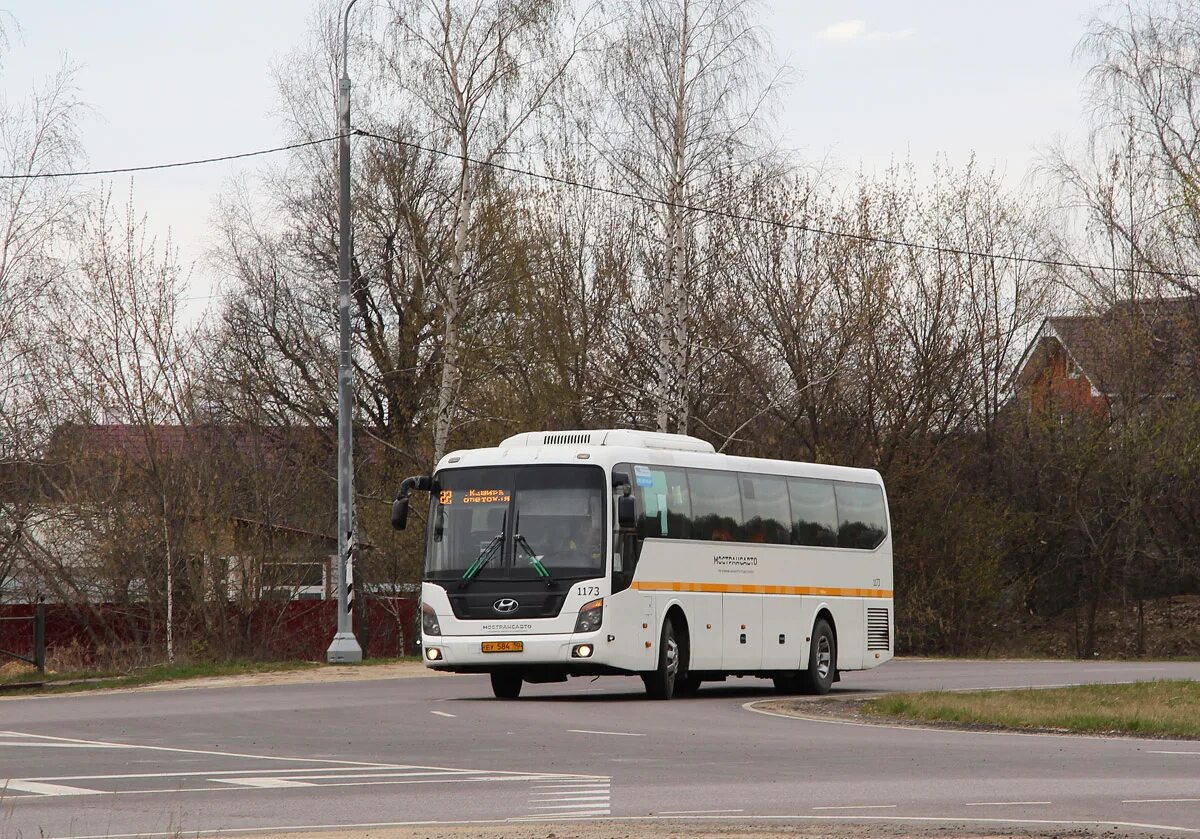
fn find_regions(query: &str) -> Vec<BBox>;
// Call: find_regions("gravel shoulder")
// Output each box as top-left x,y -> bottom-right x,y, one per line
255,822 -> 1104,839
0,660 -> 442,700
131,660 -> 443,691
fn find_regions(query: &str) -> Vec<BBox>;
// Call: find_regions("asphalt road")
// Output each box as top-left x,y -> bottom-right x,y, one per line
2,658 -> 1199,839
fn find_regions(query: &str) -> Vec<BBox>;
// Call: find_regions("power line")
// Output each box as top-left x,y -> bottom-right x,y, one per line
8,125 -> 1194,281
357,129 -> 1200,281
0,135 -> 344,180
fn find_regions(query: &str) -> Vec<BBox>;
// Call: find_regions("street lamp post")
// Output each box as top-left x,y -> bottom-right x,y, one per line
327,0 -> 364,664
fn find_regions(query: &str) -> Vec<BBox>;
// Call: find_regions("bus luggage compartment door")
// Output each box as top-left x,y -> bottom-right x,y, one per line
721,593 -> 762,670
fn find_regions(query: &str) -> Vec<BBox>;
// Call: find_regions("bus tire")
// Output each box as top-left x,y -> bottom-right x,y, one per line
800,618 -> 836,695
641,617 -> 680,700
490,671 -> 523,699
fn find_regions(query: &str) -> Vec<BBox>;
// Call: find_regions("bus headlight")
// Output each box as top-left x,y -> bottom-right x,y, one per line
421,603 -> 442,636
574,598 -> 603,633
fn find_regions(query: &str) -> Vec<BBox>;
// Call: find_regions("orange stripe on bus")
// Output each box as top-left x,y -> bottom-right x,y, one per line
630,581 -> 893,598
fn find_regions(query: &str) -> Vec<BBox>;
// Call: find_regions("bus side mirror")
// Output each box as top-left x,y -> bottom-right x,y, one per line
617,494 -> 636,529
391,497 -> 410,530
391,474 -> 433,531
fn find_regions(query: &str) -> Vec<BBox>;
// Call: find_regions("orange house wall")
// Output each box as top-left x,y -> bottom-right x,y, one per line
1025,343 -> 1108,415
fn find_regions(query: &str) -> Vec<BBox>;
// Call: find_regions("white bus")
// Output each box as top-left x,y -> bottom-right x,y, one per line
391,429 -> 893,699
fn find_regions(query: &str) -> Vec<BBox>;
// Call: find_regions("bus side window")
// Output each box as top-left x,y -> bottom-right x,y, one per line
740,473 -> 791,544
688,469 -> 744,541
834,482 -> 888,549
788,478 -> 838,547
632,465 -> 691,540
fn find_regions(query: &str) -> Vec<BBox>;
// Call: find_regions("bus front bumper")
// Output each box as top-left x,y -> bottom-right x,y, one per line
421,631 -> 619,673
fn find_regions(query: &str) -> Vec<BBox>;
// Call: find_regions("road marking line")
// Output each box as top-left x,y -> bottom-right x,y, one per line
658,809 -> 744,815
16,766 -> 415,782
519,811 -> 612,819
1149,750 -> 1200,755
1123,798 -> 1200,804
0,742 -> 137,749
965,801 -> 1051,806
430,711 -> 456,718
812,805 -> 897,811
4,775 -> 571,798
3,780 -> 105,796
567,729 -> 643,737
0,730 -> 396,767
251,770 -> 477,781
532,790 -> 611,796
213,778 -> 315,789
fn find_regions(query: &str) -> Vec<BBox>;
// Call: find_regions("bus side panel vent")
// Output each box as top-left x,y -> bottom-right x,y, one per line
542,432 -> 592,446
866,608 -> 890,650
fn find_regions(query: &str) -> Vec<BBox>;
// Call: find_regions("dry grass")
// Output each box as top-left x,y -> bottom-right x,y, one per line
862,679 -> 1200,738
0,661 -> 36,680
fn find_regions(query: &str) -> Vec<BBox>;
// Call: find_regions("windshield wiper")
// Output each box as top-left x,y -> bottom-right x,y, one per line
460,514 -> 506,589
515,534 -> 555,588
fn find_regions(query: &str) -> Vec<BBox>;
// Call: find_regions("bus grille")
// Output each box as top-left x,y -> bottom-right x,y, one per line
542,432 -> 593,446
866,608 -> 890,650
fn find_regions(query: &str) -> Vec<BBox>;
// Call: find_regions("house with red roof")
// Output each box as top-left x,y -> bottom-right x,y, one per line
1011,296 -> 1200,416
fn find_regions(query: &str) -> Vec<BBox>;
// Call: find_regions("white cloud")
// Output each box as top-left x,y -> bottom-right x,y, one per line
816,20 -> 915,43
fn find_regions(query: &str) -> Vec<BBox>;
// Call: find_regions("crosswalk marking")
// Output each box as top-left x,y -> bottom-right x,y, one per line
2,764 -> 600,799
1,728 -> 607,820
520,777 -> 611,819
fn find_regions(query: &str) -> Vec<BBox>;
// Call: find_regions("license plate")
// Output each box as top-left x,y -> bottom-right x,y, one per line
481,641 -> 523,653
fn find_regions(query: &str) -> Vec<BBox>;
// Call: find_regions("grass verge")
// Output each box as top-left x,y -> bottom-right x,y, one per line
0,657 -> 420,695
861,679 -> 1200,738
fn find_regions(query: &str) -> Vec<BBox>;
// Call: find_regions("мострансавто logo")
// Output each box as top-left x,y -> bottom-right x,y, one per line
713,555 -> 757,566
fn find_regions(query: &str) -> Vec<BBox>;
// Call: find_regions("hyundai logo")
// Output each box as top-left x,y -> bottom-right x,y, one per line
493,598 -> 520,614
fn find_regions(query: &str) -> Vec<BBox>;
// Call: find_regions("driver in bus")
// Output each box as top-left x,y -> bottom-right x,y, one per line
547,517 -> 586,559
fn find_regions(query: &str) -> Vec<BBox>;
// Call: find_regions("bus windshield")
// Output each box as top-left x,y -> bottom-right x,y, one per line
425,465 -> 606,582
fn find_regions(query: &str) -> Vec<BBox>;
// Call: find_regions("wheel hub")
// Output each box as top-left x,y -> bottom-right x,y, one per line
816,635 -> 831,679
665,636 -> 679,676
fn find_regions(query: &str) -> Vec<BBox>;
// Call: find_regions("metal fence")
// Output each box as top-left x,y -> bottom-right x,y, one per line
0,598 -> 45,673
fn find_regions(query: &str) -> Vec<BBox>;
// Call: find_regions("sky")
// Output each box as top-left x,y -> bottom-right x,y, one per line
3,0 -> 1107,307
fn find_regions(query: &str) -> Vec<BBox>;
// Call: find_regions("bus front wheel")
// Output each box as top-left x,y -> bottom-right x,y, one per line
490,671 -> 523,699
642,617 -> 681,700
800,618 -> 837,695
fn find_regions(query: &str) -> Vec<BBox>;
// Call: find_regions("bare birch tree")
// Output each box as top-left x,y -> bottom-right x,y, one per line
0,31 -> 84,605
597,0 -> 779,433
34,193 -> 199,661
383,0 -> 583,461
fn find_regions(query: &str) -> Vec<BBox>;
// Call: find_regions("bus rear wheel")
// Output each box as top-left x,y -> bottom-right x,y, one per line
642,617 -> 681,700
800,618 -> 836,695
490,671 -> 522,699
